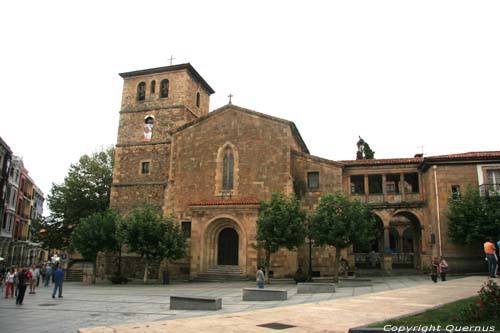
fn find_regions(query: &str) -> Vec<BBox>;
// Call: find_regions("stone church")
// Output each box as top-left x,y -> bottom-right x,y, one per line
108,63 -> 500,280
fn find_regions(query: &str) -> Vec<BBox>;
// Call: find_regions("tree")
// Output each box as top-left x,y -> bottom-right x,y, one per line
122,204 -> 186,284
356,136 -> 375,160
70,210 -> 119,283
256,192 -> 307,282
46,147 -> 114,248
309,192 -> 375,282
447,186 -> 500,246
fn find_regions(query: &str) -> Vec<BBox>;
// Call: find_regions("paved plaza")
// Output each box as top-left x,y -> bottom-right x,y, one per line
0,275 -> 487,333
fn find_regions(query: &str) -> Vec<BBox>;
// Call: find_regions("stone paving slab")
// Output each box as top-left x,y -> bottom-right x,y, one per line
78,276 -> 490,333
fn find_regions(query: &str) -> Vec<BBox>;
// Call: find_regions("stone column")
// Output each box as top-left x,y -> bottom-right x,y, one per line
400,173 -> 405,201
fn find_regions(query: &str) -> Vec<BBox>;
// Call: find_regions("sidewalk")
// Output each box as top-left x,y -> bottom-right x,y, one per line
78,276 -> 489,333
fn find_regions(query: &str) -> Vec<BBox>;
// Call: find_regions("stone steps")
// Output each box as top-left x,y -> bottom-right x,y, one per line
65,269 -> 83,282
193,265 -> 249,282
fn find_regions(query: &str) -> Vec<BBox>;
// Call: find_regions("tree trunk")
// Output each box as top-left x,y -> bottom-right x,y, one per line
143,261 -> 149,284
333,247 -> 341,283
265,250 -> 271,284
116,244 -> 122,276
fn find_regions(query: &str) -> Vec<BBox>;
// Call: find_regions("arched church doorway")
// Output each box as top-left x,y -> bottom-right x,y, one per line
217,228 -> 239,265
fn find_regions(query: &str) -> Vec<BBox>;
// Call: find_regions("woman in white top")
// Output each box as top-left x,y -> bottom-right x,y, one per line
5,268 -> 15,298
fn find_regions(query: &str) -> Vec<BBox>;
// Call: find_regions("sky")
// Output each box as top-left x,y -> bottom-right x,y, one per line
1,0 -> 499,208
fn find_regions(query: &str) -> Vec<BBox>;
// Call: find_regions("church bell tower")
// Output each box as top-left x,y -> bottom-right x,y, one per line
110,63 -> 215,211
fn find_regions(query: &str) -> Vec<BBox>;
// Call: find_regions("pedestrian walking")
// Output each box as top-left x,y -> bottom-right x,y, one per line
44,264 -> 52,287
439,256 -> 449,281
256,266 -> 265,289
484,237 -> 498,278
4,267 -> 15,298
29,265 -> 38,294
430,257 -> 439,283
52,265 -> 64,298
16,268 -> 28,305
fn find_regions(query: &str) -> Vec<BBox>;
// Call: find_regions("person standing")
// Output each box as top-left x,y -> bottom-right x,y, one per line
256,266 -> 265,289
15,268 -> 28,305
52,266 -> 64,298
439,257 -> 449,281
29,265 -> 37,294
5,267 -> 15,298
430,257 -> 439,283
44,264 -> 52,287
484,237 -> 498,278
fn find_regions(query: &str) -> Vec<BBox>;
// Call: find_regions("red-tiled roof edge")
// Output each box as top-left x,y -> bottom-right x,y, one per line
340,157 -> 423,166
190,198 -> 261,206
425,151 -> 500,161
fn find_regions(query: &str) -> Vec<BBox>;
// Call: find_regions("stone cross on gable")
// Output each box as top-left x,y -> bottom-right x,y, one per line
228,93 -> 233,104
168,55 -> 175,66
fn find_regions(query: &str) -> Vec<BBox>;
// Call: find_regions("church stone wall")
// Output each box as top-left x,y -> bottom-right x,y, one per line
291,153 -> 343,210
421,164 -> 484,271
168,108 -> 295,216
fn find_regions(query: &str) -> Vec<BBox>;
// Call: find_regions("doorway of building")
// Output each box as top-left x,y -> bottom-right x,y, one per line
217,228 -> 239,265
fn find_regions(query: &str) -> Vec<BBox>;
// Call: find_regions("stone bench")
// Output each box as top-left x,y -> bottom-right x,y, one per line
337,278 -> 372,287
169,296 -> 222,310
297,282 -> 336,294
242,288 -> 287,301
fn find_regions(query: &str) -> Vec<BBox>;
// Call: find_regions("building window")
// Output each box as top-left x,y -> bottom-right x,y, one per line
403,173 -> 419,193
150,80 -> 156,94
137,82 -> 146,101
368,175 -> 383,194
143,116 -> 154,142
222,147 -> 234,190
160,79 -> 169,98
182,221 -> 191,238
487,169 -> 500,189
307,172 -> 319,190
386,174 -> 400,194
196,92 -> 200,107
350,175 -> 365,194
451,185 -> 461,199
141,162 -> 150,175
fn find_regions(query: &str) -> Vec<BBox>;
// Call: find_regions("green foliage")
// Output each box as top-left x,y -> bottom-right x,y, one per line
34,216 -> 68,250
257,193 -> 307,254
447,186 -> 500,246
46,147 -> 114,248
460,280 -> 500,322
309,192 -> 375,281
309,192 -> 375,249
356,136 -> 375,160
257,192 -> 306,282
70,210 -> 119,260
70,209 -> 119,283
122,203 -> 186,283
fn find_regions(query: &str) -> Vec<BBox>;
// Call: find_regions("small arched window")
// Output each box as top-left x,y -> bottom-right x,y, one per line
222,147 -> 234,190
137,82 -> 146,101
150,80 -> 156,94
160,79 -> 169,98
196,92 -> 200,107
143,116 -> 154,142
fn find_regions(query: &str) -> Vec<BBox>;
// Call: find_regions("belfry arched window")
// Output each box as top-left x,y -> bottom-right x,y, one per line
137,82 -> 146,101
160,79 -> 169,98
222,147 -> 234,190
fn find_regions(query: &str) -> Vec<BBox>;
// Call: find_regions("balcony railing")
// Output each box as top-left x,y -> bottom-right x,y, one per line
480,184 -> 500,197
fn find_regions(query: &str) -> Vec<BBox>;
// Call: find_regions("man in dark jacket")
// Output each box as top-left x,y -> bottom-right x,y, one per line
52,266 -> 64,298
16,268 -> 28,305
